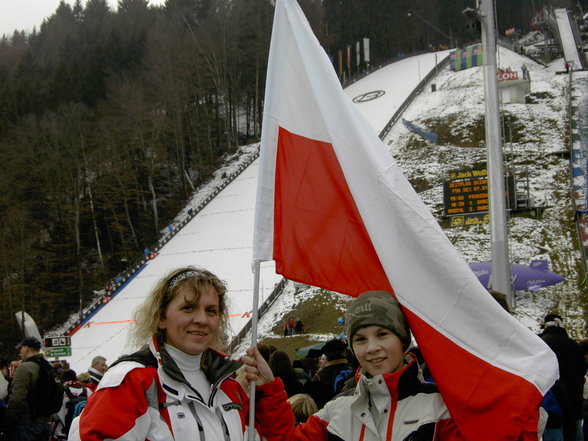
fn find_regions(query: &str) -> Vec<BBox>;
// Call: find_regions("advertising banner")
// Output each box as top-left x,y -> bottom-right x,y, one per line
450,44 -> 483,71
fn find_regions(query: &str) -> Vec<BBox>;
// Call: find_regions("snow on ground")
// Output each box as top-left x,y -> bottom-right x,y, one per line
245,284 -> 340,350
236,47 -> 588,353
344,50 -> 452,133
57,51 -> 451,372
59,145 -> 283,372
381,46 -> 587,335
57,46 -> 587,372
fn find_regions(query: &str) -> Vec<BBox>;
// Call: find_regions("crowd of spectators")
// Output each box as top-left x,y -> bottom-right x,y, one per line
1,275 -> 587,441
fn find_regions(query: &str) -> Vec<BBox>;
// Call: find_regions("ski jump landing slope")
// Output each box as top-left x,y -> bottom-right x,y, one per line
344,51 -> 451,133
65,161 -> 282,372
63,51 -> 447,373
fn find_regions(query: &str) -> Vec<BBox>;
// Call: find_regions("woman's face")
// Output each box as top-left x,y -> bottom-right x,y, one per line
351,325 -> 404,377
158,283 -> 220,355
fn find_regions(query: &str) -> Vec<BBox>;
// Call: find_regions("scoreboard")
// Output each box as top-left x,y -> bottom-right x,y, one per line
443,167 -> 516,224
444,169 -> 489,215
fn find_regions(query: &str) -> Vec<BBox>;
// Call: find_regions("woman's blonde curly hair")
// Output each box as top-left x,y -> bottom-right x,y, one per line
131,266 -> 229,351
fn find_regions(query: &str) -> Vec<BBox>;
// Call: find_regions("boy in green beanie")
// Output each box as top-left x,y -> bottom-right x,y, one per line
345,291 -> 412,378
242,290 -> 461,440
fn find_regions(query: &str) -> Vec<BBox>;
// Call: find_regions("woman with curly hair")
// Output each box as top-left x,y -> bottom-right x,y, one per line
69,266 -> 291,441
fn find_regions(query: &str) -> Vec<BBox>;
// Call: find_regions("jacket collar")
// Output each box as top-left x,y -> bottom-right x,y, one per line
355,352 -> 424,402
24,353 -> 44,362
149,336 -> 243,395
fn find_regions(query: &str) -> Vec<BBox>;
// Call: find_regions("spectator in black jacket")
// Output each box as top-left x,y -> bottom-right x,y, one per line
306,338 -> 349,408
52,369 -> 91,440
3,337 -> 53,441
539,313 -> 587,441
578,339 -> 588,441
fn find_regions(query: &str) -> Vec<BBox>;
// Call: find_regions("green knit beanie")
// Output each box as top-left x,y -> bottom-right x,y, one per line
346,291 -> 411,350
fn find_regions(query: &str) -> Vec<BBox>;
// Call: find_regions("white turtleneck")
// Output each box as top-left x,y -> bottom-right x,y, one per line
164,344 -> 211,402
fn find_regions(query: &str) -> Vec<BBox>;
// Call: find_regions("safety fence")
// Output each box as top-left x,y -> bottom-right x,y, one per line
378,54 -> 450,140
227,277 -> 288,353
568,71 -> 588,283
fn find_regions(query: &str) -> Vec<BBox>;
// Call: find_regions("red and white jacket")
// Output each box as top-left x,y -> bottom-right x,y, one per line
69,338 -> 293,441
286,354 -> 462,441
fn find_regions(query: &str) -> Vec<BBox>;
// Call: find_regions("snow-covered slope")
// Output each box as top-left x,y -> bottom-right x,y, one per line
59,47 -> 586,372
236,47 -> 588,353
58,51 -> 451,372
344,50 -> 452,133
379,48 -> 587,334
60,146 -> 282,372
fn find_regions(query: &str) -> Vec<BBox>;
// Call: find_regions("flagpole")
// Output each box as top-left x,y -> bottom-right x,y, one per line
247,259 -> 261,441
480,0 -> 513,306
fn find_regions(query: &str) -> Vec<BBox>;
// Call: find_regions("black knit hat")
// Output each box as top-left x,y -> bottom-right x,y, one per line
321,338 -> 347,361
346,291 -> 411,350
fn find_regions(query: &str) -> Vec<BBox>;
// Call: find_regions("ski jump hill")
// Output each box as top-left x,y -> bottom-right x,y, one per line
554,8 -> 586,71
58,50 -> 451,373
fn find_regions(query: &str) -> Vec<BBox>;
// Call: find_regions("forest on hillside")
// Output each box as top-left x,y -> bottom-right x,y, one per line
0,0 -> 578,356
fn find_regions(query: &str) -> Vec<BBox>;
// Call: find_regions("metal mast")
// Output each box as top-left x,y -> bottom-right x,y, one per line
480,0 -> 513,306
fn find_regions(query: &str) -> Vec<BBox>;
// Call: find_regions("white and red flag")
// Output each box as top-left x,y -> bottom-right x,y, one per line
253,0 -> 558,439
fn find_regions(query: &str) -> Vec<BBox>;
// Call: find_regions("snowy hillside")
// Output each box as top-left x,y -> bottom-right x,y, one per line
384,48 -> 586,335
237,48 -> 588,356
55,51 -> 455,372
56,46 -> 587,370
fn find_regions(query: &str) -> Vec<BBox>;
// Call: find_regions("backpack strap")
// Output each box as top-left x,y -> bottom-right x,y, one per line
72,400 -> 87,418
64,386 -> 76,401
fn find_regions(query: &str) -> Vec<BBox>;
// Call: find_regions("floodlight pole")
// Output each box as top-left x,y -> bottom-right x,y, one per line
479,0 -> 513,306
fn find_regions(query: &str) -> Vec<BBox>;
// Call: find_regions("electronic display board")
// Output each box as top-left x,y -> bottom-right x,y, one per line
443,167 -> 516,219
444,169 -> 489,215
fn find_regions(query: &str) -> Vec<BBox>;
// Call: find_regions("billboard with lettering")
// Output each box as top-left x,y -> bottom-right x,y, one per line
443,167 -> 516,224
444,168 -> 489,215
449,44 -> 483,71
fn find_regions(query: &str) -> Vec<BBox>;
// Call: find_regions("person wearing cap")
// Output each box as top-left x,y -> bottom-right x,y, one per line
539,313 -> 587,441
306,338 -> 349,408
232,291 -> 461,440
2,337 -> 53,441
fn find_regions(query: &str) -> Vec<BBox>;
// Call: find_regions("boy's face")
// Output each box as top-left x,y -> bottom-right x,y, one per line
351,325 -> 404,377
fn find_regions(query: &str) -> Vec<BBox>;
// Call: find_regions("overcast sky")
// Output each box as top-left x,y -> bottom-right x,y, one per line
0,0 -> 164,37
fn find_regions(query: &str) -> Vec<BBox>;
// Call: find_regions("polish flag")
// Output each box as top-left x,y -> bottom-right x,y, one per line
253,0 -> 558,439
